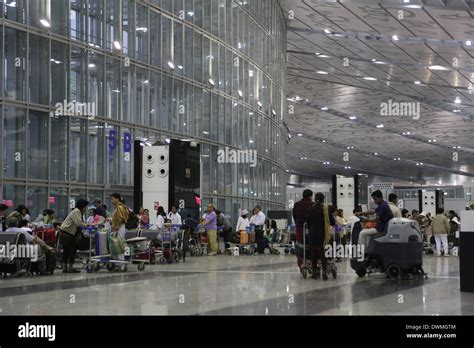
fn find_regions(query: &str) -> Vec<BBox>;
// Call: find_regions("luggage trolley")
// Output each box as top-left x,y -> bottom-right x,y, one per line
153,224 -> 185,264
82,226 -> 134,273
282,224 -> 296,255
189,225 -> 208,257
237,224 -> 256,255
297,223 -> 337,279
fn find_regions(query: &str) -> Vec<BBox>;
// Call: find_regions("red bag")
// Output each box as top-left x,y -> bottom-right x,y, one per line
34,228 -> 57,245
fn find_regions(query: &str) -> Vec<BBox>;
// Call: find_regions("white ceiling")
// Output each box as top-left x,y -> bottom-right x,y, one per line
280,0 -> 474,186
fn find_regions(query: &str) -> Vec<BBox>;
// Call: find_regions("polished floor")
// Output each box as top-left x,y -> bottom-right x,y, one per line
0,251 -> 472,316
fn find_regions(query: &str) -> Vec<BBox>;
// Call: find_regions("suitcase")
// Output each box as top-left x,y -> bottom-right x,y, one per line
240,231 -> 249,244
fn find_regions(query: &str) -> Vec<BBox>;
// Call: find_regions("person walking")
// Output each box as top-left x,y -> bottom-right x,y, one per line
110,193 -> 129,264
292,189 -> 313,272
306,192 -> 335,280
432,208 -> 451,257
58,199 -> 89,273
201,204 -> 218,256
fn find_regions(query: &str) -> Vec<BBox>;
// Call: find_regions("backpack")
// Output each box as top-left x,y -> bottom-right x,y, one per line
125,209 -> 139,229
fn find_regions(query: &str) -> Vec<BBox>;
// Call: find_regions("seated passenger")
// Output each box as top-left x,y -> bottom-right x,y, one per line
356,190 -> 394,251
5,217 -> 54,253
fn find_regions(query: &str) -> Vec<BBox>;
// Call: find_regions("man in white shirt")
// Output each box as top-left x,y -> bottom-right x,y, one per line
253,205 -> 266,253
167,206 -> 182,225
388,193 -> 402,218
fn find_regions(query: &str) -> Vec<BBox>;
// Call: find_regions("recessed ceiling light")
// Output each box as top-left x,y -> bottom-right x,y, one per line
414,81 -> 421,85
324,29 -> 331,34
40,19 -> 51,28
208,78 -> 215,86
349,116 -> 357,120
316,71 -> 329,74
374,152 -> 378,155
405,4 -> 422,8
454,97 -> 461,104
257,101 -> 263,107
320,106 -> 328,111
297,133 -> 303,137
453,109 -> 461,113
321,140 -> 327,143
318,55 -> 331,58
177,65 -> 183,70
376,124 -> 384,128
88,63 -> 96,68
428,65 -> 448,71
465,40 -> 472,46
371,59 -> 377,62
113,41 -> 122,50
363,77 -> 377,81
238,90 -> 243,97
392,35 -> 399,41
136,27 -> 148,32
373,61 -> 387,65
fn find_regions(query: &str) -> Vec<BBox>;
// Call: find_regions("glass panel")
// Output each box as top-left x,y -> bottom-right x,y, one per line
88,0 -> 104,47
149,70 -> 161,128
51,40 -> 68,106
161,15 -> 172,69
88,51 -> 104,117
49,187 -> 68,221
51,0 -> 69,36
26,186 -> 48,223
106,0 -> 121,51
3,107 -> 26,178
70,46 -> 87,104
4,0 -> 27,23
105,56 -> 120,119
121,62 -> 134,122
136,67 -> 149,126
4,28 -> 27,101
50,114 -> 68,181
70,0 -> 87,42
174,21 -> 183,76
3,185 -> 25,212
135,4 -> 149,63
28,34 -> 49,105
149,10 -> 161,67
122,0 -> 132,57
28,0 -> 49,29
88,120 -> 105,183
69,118 -> 87,182
28,111 -> 48,180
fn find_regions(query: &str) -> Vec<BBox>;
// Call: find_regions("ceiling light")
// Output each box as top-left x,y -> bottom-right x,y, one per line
6,1 -> 16,7
405,4 -> 422,8
112,89 -> 120,93
168,61 -> 175,69
454,96 -> 461,104
318,55 -> 330,58
113,41 -> 121,50
376,124 -> 384,128
392,35 -> 399,41
349,116 -> 357,120
143,80 -> 149,84
414,81 -> 421,85
187,11 -> 194,16
324,29 -> 331,34
297,133 -> 303,137
272,109 -> 276,116
374,152 -> 378,155
428,65 -> 448,71
371,59 -> 377,62
177,65 -> 183,70
88,63 -> 96,68
320,106 -> 328,111
465,40 -> 472,46
257,101 -> 263,107
249,70 -> 254,77
136,27 -> 148,33
403,0 -> 410,3
322,140 -> 327,143
373,61 -> 387,65
165,138 -> 171,144
40,19 -> 51,28
453,109 -> 461,113
202,131 -> 209,135
316,71 -> 329,74
363,77 -> 377,81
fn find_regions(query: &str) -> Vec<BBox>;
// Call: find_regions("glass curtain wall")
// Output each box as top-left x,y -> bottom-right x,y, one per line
0,0 -> 288,224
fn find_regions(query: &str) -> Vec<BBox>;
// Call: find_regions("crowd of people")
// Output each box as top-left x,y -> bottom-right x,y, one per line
292,189 -> 468,280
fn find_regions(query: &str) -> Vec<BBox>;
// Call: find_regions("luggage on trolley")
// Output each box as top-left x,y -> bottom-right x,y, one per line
152,224 -> 185,264
236,225 -> 256,256
295,223 -> 337,280
282,224 -> 296,255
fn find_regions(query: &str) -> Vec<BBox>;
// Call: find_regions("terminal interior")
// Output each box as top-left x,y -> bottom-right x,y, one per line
0,0 -> 473,316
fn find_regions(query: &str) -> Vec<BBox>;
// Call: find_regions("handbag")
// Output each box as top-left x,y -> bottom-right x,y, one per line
108,232 -> 126,257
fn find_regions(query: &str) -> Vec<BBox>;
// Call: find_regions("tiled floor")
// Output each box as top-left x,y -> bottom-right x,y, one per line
0,252 -> 472,315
